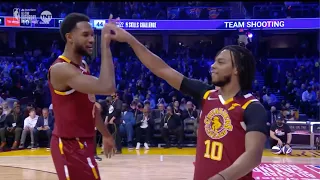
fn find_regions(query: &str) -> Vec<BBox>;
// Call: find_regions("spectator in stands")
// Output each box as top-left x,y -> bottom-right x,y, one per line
161,106 -> 183,149
144,94 -> 156,109
33,108 -> 54,149
269,114 -> 292,149
135,106 -> 152,150
281,102 -> 296,121
2,103 -> 23,149
173,100 -> 182,120
179,98 -> 187,111
301,86 -> 317,117
23,103 -> 35,119
2,101 -> 10,115
130,100 -> 142,120
120,103 -> 136,149
19,108 -> 38,149
262,89 -> 278,108
153,102 -> 165,119
182,101 -> 198,121
0,105 -> 6,150
302,87 -> 315,102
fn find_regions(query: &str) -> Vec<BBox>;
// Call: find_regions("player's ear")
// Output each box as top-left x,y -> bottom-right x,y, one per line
233,67 -> 238,75
65,33 -> 73,43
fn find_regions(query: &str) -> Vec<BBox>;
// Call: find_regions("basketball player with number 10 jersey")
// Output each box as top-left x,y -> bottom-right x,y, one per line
101,22 -> 269,180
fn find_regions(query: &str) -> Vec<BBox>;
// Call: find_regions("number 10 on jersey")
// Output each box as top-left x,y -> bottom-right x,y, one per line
204,140 -> 223,161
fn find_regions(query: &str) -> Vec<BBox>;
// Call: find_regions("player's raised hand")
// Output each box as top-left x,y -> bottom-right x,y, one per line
104,17 -> 133,43
101,14 -> 117,44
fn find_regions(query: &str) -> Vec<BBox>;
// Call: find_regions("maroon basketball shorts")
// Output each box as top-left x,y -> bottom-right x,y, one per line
50,135 -> 100,180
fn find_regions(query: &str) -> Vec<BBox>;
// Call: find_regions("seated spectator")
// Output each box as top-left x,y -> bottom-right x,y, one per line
281,102 -> 296,121
19,108 -> 39,149
179,98 -> 187,111
2,101 -> 11,115
23,103 -> 35,119
0,105 -> 7,150
173,100 -> 183,120
161,106 -> 183,149
33,108 -> 54,149
153,102 -> 165,119
269,114 -> 292,149
130,100 -> 142,120
119,103 -> 135,149
1,104 -> 23,149
135,106 -> 153,150
182,101 -> 198,120
144,94 -> 156,109
262,89 -> 278,108
302,87 -> 316,103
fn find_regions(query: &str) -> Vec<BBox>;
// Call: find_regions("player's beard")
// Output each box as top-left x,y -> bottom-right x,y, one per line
75,44 -> 90,57
212,74 -> 231,87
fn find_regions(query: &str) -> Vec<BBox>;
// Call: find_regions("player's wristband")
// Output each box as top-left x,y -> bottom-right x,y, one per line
217,173 -> 226,180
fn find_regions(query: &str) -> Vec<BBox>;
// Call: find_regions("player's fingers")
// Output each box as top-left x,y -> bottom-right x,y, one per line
108,14 -> 113,22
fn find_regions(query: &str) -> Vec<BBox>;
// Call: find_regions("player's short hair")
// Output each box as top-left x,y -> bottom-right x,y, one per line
218,45 -> 256,92
60,13 -> 90,42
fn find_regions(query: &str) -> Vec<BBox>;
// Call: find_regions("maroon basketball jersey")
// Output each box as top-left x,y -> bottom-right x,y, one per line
49,56 -> 96,138
194,90 -> 258,180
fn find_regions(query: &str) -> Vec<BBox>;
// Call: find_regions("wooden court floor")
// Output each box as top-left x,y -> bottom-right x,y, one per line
0,148 -> 319,180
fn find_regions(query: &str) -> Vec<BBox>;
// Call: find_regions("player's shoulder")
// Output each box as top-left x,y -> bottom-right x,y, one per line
50,60 -> 79,79
234,93 -> 261,108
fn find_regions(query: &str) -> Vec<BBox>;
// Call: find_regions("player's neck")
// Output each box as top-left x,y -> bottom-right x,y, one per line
62,47 -> 82,65
219,82 -> 241,100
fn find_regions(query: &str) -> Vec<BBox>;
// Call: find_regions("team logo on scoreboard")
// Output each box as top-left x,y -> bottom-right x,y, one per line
204,108 -> 233,140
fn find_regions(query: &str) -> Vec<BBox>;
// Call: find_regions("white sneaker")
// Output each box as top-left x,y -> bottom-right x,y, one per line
144,143 -> 149,150
136,142 -> 141,150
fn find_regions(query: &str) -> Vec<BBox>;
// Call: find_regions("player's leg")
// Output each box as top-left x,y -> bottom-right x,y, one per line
67,138 -> 101,180
50,135 -> 70,180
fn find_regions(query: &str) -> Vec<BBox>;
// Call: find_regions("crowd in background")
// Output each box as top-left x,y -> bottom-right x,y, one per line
0,2 -> 319,150
0,2 -> 318,20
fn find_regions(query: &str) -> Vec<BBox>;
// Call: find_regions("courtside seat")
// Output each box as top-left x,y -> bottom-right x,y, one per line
184,118 -> 197,144
153,118 -> 162,138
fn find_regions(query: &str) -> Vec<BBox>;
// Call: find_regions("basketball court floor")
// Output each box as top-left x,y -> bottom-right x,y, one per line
0,148 -> 319,180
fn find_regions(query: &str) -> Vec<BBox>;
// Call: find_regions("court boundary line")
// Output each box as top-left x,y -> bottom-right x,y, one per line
0,165 -> 57,174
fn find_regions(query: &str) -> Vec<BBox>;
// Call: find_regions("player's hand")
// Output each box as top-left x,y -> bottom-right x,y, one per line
104,17 -> 133,43
277,139 -> 283,146
102,135 -> 116,158
101,14 -> 119,45
208,174 -> 225,180
285,144 -> 291,149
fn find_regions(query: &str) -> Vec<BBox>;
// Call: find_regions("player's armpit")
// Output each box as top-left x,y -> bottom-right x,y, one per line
51,63 -> 115,95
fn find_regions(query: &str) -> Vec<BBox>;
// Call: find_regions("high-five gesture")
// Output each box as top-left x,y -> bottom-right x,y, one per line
101,14 -> 119,45
104,17 -> 133,43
